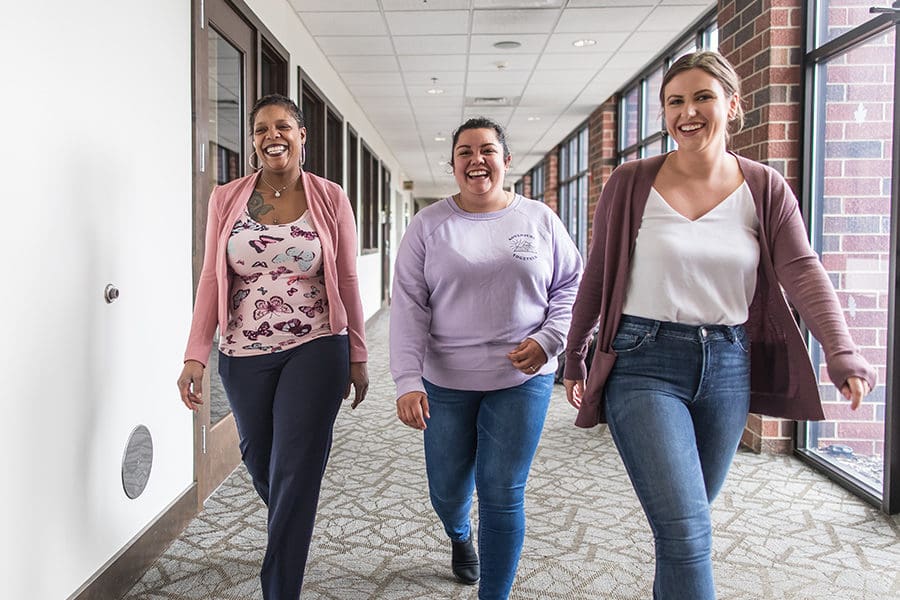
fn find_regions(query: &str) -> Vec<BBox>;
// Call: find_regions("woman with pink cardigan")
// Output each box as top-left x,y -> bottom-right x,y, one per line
177,94 -> 368,600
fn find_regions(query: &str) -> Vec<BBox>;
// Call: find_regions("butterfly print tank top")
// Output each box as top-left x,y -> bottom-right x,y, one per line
221,209 -> 331,356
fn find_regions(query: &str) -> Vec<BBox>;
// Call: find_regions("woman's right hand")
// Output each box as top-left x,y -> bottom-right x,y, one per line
396,391 -> 429,430
177,360 -> 205,411
564,378 -> 585,410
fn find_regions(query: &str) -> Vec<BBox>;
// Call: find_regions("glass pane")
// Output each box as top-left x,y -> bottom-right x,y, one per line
621,86 -> 640,149
804,28 -> 894,494
702,23 -> 719,51
672,40 -> 697,62
208,28 -> 243,188
643,68 -> 664,139
643,143 -> 662,158
578,175 -> 589,255
579,127 -> 589,172
816,0 -> 893,47
207,27 -> 244,426
568,137 -> 579,178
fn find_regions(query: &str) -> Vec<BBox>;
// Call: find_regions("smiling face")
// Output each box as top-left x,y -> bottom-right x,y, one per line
452,127 -> 511,198
663,67 -> 739,155
252,104 -> 306,173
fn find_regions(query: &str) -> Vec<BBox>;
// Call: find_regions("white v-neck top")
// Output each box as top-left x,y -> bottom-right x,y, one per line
621,181 -> 760,325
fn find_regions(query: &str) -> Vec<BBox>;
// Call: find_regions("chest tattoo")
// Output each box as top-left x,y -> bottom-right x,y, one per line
248,191 -> 274,221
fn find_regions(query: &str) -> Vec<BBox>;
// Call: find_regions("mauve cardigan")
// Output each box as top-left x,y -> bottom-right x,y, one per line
564,152 -> 876,429
184,170 -> 368,366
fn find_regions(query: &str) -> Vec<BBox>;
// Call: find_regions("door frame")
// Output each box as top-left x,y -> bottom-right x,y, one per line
190,0 -> 289,505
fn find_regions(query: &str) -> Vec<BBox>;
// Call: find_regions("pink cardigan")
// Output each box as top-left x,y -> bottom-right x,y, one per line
184,170 -> 368,366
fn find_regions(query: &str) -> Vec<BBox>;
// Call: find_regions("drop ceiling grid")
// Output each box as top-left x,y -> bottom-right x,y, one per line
293,1 -> 715,196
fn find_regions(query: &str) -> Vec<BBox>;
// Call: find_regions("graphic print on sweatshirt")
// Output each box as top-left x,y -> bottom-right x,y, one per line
222,209 -> 331,356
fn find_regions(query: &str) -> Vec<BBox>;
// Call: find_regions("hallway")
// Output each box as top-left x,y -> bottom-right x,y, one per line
125,310 -> 900,599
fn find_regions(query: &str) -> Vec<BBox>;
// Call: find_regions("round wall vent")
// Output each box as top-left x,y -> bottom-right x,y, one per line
122,425 -> 153,499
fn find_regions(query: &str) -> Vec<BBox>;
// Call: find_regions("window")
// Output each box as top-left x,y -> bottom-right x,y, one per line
799,0 -> 899,514
261,39 -> 287,96
531,161 -> 545,204
617,14 -> 718,162
299,71 -> 343,185
326,109 -> 343,187
347,126 -> 359,218
558,125 -> 589,255
360,142 -> 379,252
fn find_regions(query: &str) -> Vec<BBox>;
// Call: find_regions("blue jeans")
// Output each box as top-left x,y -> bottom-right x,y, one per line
604,315 -> 751,600
423,374 -> 554,600
218,335 -> 349,600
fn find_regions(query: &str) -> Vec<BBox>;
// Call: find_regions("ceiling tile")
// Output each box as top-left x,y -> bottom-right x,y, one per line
328,55 -> 400,72
314,36 -> 393,56
544,31 -> 629,53
399,55 -> 468,72
472,9 -> 559,34
465,82 -> 526,97
291,0 -> 378,11
642,5 -> 709,32
385,11 -> 469,35
466,70 -> 531,86
393,35 -> 468,54
555,7 -> 650,33
566,0 -> 655,6
300,12 -> 388,36
536,53 -> 607,70
342,71 -> 405,86
474,0 -> 564,7
382,0 -> 469,10
468,53 -> 539,71
469,33 -> 549,54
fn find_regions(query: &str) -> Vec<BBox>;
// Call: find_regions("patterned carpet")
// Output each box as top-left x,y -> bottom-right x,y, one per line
126,309 -> 900,599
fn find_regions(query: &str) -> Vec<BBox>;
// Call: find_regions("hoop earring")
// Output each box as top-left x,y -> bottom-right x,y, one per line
301,144 -> 307,167
248,151 -> 261,171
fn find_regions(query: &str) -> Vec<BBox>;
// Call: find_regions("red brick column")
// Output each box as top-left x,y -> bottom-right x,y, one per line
544,151 -> 559,213
719,0 -> 803,453
587,98 -> 618,247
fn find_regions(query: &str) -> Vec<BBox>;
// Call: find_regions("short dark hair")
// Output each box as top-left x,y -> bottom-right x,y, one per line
249,93 -> 305,131
449,117 -> 511,167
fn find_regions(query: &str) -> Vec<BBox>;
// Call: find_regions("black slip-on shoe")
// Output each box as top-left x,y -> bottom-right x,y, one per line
451,537 -> 480,585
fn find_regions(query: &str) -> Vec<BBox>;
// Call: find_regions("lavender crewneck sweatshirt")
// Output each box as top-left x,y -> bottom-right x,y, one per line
390,195 -> 583,397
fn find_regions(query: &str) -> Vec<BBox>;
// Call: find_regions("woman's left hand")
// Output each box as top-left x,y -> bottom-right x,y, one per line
841,376 -> 870,410
346,361 -> 369,408
507,338 -> 548,375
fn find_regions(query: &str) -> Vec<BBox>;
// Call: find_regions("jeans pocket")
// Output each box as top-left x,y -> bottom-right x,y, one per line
734,329 -> 751,353
611,331 -> 650,354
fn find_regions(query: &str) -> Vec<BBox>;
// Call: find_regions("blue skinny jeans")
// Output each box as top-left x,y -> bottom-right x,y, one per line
422,374 -> 554,600
604,315 -> 751,600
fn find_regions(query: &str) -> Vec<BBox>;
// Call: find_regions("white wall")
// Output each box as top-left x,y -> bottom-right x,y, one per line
0,2 -> 193,599
0,1 -> 409,598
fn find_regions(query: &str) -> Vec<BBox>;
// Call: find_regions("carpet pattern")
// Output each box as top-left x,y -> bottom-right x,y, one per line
126,309 -> 900,599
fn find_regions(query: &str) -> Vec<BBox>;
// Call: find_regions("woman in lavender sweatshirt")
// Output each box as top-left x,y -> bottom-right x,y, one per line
390,118 -> 582,600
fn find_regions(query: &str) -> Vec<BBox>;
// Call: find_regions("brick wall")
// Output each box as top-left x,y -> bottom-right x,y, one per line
722,0 -> 889,458
545,151 -> 559,213
720,0 -> 804,453
586,98 -> 619,247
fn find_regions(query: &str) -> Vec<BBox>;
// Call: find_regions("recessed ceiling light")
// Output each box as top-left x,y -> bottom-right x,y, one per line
427,76 -> 444,95
573,39 -> 597,48
527,116 -> 541,121
493,40 -> 522,50
434,134 -> 446,142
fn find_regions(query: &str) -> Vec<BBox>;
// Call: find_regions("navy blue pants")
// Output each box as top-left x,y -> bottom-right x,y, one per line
218,335 -> 349,600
